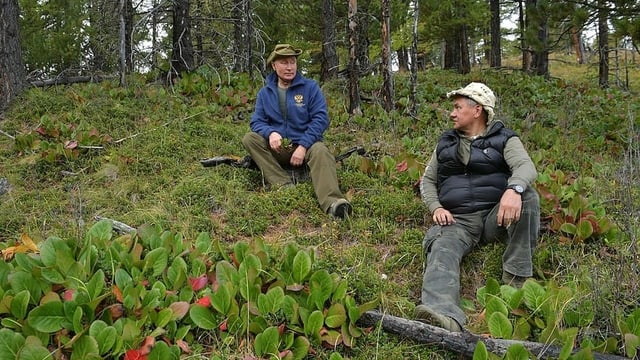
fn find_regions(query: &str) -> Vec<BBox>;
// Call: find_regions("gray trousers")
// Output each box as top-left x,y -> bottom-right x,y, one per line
420,188 -> 540,326
242,132 -> 345,213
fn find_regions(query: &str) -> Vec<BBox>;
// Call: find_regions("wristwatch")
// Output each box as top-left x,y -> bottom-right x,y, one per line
507,184 -> 524,194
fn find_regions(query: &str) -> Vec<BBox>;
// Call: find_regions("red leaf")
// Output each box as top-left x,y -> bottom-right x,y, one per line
64,140 -> 78,149
123,349 -> 147,360
62,289 -> 75,301
176,339 -> 191,353
219,319 -> 228,331
195,295 -> 211,307
189,275 -> 208,291
395,160 -> 408,172
113,286 -> 123,302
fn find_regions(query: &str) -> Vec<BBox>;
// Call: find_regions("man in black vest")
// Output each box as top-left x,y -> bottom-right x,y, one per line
415,82 -> 540,332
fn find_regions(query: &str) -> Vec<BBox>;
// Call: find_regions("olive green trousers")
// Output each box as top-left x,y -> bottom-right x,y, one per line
420,188 -> 540,327
242,132 -> 345,213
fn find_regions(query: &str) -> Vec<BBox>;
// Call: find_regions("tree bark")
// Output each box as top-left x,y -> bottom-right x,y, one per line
0,0 -> 26,110
597,0 -> 609,88
408,0 -> 419,117
358,311 -> 629,360
490,0 -> 501,68
347,0 -> 362,117
171,0 -> 194,76
320,0 -> 338,82
380,0 -> 393,113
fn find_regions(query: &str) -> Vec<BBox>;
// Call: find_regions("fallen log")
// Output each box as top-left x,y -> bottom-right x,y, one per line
357,310 -> 627,360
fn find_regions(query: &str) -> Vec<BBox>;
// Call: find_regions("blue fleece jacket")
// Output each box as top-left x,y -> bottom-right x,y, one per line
250,72 -> 329,149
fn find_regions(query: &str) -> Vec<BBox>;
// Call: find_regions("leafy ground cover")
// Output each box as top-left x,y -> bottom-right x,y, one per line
0,57 -> 639,359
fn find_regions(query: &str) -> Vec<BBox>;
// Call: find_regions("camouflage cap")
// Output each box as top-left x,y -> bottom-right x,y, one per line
447,82 -> 496,122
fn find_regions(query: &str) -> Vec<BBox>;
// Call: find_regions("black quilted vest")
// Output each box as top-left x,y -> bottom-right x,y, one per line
436,123 -> 516,214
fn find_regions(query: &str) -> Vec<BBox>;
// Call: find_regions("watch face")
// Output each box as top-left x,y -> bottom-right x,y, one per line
514,185 -> 524,193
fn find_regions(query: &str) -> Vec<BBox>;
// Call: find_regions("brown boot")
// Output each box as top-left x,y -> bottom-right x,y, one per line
502,271 -> 530,288
414,304 -> 462,332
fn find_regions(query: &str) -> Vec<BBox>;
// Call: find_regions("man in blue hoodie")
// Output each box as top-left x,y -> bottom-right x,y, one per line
242,43 -> 352,219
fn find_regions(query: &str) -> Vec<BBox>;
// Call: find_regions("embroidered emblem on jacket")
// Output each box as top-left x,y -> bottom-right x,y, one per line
294,94 -> 304,106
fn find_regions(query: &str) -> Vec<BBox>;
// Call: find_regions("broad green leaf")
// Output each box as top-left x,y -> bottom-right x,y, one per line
216,260 -> 238,286
304,310 -> 324,338
40,267 -> 67,284
143,248 -> 169,278
39,237 -> 70,267
72,306 -> 83,334
356,297 -> 379,319
189,305 -> 218,330
504,343 -> 530,360
234,241 -> 250,265
10,290 -> 30,320
166,257 -> 188,290
329,352 -> 344,360
87,219 -> 114,242
194,232 -> 213,254
576,219 -> 594,241
292,250 -> 311,284
473,340 -> 488,360
487,312 -> 513,339
9,271 -> 43,303
522,281 -> 547,312
86,270 -> 105,301
320,329 -> 342,347
147,340 -> 180,360
27,301 -> 67,333
291,335 -> 310,360
211,283 -> 233,315
16,336 -> 51,360
258,286 -> 284,316
624,333 -> 639,359
0,328 -> 25,359
308,270 -> 333,310
512,317 -> 531,340
324,303 -> 347,328
254,326 -> 280,357
114,268 -> 133,289
69,335 -> 100,360
485,296 -> 509,318
282,295 -> 300,325
89,321 -> 117,355
331,279 -> 348,303
559,327 -> 578,360
156,308 -> 173,328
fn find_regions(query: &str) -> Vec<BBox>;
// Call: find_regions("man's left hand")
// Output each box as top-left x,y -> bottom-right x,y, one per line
497,189 -> 522,228
290,146 -> 306,167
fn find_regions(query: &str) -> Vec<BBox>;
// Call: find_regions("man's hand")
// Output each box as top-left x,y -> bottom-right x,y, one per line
433,207 -> 456,226
269,132 -> 283,152
497,189 -> 522,228
290,146 -> 306,166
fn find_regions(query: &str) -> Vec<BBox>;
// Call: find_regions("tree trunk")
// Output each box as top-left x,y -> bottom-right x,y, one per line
171,0 -> 194,76
597,0 -> 609,88
409,0 -> 419,117
490,0 -> 501,68
320,0 -> 338,82
232,0 -> 243,72
358,311 -> 629,360
532,2 -> 549,77
572,28 -> 584,64
119,0 -> 127,86
380,0 -> 393,113
519,0 -> 531,72
347,0 -> 362,116
356,1 -> 370,74
0,0 -> 26,110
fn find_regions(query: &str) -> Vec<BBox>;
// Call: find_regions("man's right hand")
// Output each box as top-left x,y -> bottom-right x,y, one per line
269,132 -> 283,152
433,207 -> 456,226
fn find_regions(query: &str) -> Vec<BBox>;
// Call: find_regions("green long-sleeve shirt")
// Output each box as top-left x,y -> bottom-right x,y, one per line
420,120 -> 538,214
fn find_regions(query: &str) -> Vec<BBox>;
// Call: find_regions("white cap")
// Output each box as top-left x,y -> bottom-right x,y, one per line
447,82 -> 496,122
